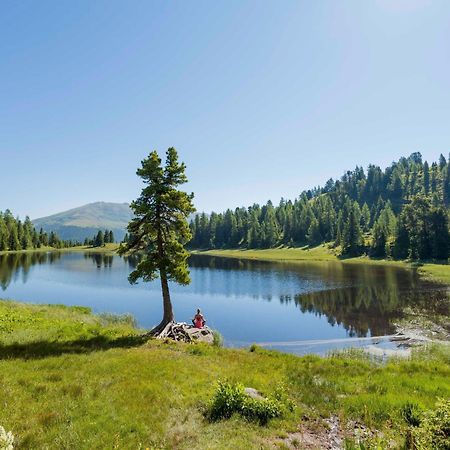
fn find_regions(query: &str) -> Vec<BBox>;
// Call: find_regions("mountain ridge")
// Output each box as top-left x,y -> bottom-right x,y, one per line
33,202 -> 133,242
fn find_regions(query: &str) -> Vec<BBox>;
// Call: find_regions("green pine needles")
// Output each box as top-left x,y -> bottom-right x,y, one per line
119,148 -> 195,334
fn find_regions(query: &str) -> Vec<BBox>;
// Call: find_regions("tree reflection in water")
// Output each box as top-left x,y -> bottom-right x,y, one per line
189,254 -> 449,337
84,253 -> 114,269
0,252 -> 62,291
0,252 -> 448,339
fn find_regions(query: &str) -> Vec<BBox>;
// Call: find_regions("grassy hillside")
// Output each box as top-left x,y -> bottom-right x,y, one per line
32,202 -> 133,242
0,300 -> 449,449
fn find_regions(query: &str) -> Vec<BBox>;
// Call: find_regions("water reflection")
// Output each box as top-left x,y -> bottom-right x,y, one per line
289,286 -> 447,337
0,252 -> 448,343
0,252 -> 62,290
189,255 -> 448,337
84,253 -> 114,269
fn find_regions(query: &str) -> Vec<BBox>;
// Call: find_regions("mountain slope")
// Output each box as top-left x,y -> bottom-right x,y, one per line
33,202 -> 133,242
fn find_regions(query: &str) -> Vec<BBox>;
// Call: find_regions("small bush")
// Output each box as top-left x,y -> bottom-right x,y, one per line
412,398 -> 450,449
207,381 -> 288,425
212,330 -> 223,347
242,397 -> 281,425
249,344 -> 258,352
0,425 -> 14,450
401,401 -> 422,427
272,384 -> 296,413
208,381 -> 246,421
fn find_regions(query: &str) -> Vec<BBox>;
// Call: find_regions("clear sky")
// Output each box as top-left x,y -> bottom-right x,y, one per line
1,0 -> 450,219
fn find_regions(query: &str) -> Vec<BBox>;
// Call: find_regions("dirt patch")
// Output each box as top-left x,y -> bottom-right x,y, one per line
272,416 -> 377,449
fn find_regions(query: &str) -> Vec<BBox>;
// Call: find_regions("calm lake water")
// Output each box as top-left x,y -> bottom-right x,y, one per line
1,252 -> 448,354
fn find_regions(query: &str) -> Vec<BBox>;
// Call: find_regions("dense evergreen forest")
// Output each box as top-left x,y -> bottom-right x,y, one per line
189,153 -> 450,260
0,210 -> 77,251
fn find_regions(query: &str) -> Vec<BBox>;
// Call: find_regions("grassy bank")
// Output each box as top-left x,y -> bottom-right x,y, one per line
0,300 -> 449,449
194,245 -> 339,262
416,263 -> 450,285
195,245 -> 450,285
0,243 -> 120,257
0,246 -> 56,256
67,243 -> 120,254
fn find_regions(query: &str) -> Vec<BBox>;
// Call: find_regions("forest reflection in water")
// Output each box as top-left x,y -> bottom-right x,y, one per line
0,251 -> 448,342
0,251 -> 62,290
188,254 -> 449,337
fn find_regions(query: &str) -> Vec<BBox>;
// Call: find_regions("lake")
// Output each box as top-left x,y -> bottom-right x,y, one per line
0,251 -> 447,354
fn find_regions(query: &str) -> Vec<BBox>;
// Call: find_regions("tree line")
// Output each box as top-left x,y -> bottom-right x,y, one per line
84,229 -> 115,247
0,210 -> 77,251
189,152 -> 450,260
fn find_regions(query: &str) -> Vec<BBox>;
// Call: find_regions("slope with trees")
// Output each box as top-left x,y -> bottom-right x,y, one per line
189,153 -> 450,261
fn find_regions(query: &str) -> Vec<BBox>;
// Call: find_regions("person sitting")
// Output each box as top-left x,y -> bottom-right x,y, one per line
192,308 -> 206,329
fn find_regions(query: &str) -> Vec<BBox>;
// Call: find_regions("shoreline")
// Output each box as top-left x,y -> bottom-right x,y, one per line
2,243 -> 448,286
0,243 -> 120,257
191,245 -> 450,286
1,244 -> 448,349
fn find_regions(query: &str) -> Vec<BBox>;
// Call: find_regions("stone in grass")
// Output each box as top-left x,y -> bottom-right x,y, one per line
244,387 -> 265,400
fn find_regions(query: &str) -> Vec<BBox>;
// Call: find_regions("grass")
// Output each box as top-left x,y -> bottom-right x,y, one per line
0,300 -> 449,449
0,243 -> 120,257
67,243 -> 120,254
416,263 -> 450,285
0,246 -> 55,256
194,244 -> 339,262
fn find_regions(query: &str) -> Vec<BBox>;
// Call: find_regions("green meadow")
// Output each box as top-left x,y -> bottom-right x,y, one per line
0,300 -> 449,449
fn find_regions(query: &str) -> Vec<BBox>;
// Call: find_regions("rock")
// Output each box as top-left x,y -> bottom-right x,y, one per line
244,387 -> 265,400
155,321 -> 214,344
184,326 -> 214,344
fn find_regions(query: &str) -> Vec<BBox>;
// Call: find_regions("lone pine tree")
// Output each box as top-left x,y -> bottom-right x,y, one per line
119,148 -> 195,334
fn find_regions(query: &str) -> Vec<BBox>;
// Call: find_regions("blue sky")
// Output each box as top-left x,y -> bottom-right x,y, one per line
1,0 -> 450,219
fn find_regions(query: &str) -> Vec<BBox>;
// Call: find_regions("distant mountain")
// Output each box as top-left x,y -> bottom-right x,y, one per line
33,202 -> 133,242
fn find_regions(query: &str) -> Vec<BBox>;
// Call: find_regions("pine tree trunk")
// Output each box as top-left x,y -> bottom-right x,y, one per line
150,215 -> 175,336
150,271 -> 174,335
160,270 -> 174,324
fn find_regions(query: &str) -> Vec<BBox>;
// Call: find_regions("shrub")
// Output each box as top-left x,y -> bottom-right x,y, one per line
412,398 -> 450,449
242,396 -> 281,425
208,381 -> 246,421
212,330 -> 223,347
207,380 -> 289,425
400,401 -> 422,427
272,384 -> 296,414
0,425 -> 14,450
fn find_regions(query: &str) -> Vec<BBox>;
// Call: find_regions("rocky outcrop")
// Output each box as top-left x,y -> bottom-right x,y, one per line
155,321 -> 214,344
